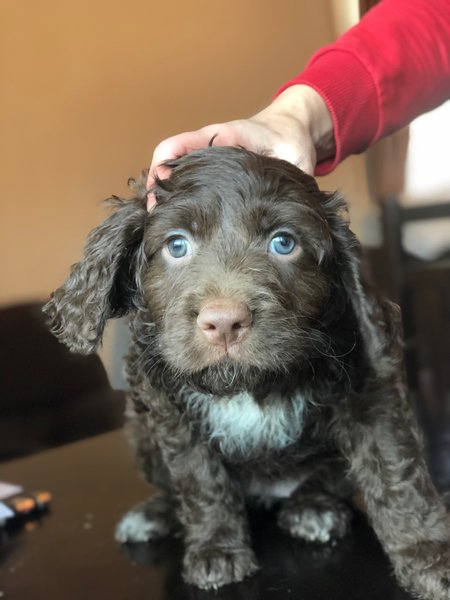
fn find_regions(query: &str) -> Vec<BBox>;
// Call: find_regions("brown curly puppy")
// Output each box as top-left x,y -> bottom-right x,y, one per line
44,147 -> 450,597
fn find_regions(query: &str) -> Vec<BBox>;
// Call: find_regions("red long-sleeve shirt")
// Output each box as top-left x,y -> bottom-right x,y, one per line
277,0 -> 450,175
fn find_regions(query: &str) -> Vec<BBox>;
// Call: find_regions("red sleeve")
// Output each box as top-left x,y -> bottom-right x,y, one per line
276,0 -> 450,175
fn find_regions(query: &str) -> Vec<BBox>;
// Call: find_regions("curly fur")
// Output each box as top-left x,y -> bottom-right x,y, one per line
44,147 -> 450,596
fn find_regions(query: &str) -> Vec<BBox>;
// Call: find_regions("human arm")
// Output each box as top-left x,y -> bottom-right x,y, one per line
148,84 -> 333,183
147,0 -> 450,199
279,0 -> 450,175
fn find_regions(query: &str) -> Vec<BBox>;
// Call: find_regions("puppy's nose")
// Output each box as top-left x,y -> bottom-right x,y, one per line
197,302 -> 252,347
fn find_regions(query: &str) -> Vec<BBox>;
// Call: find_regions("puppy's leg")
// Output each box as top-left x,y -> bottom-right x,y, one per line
146,389 -> 258,589
115,493 -> 180,542
116,397 -> 180,542
279,492 -> 351,542
278,460 -> 353,543
337,385 -> 450,600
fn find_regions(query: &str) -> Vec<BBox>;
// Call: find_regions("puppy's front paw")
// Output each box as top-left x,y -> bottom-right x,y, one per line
183,544 -> 259,589
393,541 -> 450,600
278,493 -> 351,543
115,495 -> 179,543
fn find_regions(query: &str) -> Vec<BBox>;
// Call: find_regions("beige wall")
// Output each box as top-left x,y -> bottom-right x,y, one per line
1,0 -> 369,308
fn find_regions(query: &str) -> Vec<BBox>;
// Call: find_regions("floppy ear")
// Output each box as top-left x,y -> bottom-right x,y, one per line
341,249 -> 403,378
43,195 -> 147,354
323,192 -> 403,379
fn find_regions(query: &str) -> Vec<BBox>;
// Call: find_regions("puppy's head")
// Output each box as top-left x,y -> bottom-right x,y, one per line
45,147 -> 395,396
144,148 -> 340,394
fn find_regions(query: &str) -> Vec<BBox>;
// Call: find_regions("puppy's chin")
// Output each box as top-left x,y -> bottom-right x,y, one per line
184,360 -> 277,397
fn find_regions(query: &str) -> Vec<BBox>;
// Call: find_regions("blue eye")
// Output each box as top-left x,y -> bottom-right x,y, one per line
269,233 -> 296,255
167,236 -> 191,258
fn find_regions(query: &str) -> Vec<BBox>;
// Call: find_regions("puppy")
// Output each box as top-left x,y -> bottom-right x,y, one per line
44,147 -> 450,597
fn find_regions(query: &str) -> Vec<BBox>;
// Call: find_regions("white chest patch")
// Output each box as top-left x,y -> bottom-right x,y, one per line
186,390 -> 307,457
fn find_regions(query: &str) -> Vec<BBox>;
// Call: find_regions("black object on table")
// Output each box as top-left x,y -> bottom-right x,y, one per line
0,431 -> 414,600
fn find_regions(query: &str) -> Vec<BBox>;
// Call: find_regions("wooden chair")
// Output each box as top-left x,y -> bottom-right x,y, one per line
381,197 -> 450,489
0,302 -> 125,461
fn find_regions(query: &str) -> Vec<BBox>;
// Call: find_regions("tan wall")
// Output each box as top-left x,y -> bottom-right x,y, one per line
1,0 -> 369,308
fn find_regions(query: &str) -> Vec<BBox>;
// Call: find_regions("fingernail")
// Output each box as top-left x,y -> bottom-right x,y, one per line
146,191 -> 157,212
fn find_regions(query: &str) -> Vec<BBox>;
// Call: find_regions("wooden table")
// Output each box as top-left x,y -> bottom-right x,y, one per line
0,430 -> 413,599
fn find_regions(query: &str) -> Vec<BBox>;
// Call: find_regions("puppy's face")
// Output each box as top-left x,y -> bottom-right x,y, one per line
141,149 -> 339,395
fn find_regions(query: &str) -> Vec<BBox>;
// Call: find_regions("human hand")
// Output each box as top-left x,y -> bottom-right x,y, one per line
147,85 -> 334,209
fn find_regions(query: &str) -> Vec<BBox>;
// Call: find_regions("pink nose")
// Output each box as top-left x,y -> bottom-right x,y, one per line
197,301 -> 252,348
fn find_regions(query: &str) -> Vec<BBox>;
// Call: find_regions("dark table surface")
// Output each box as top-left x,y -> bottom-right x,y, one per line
0,430 -> 414,600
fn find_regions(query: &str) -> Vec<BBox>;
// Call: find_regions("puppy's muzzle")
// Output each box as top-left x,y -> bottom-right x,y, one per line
197,301 -> 252,349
